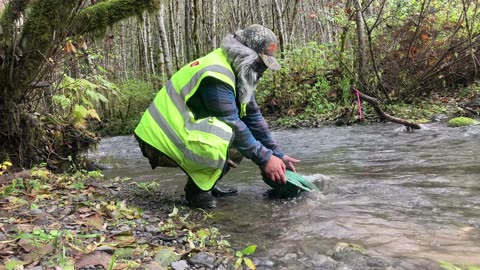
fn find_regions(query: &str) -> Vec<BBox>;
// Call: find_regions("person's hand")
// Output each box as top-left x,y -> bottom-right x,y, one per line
282,154 -> 300,172
263,155 -> 286,184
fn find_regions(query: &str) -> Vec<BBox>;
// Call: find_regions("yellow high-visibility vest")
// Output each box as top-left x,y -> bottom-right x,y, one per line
135,49 -> 236,191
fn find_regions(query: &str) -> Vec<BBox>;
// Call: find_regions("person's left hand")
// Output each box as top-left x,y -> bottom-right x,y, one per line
282,155 -> 300,172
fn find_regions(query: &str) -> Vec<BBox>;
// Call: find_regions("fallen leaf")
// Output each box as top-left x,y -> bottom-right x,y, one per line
113,235 -> 136,247
22,243 -> 54,264
75,251 -> 112,268
86,214 -> 104,230
18,238 -> 36,252
153,247 -> 181,267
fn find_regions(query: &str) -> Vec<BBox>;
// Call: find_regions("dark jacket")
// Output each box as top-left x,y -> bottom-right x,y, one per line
187,77 -> 284,167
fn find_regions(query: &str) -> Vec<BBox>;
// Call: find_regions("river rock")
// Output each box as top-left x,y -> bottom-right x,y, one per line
310,255 -> 337,269
146,225 -> 160,233
188,252 -> 215,269
253,257 -> 274,267
171,260 -> 190,270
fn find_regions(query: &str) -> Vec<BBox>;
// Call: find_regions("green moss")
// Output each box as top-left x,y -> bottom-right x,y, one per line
447,117 -> 479,127
72,0 -> 160,36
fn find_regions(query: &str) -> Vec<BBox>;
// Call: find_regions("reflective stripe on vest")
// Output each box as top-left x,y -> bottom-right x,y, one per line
147,103 -> 225,169
165,65 -> 235,142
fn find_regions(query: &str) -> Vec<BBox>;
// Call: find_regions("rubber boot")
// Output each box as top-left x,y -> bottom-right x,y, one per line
184,178 -> 217,209
211,185 -> 238,197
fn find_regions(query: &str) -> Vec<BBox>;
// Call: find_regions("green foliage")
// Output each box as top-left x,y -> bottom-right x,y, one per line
54,74 -> 114,128
257,42 -> 354,120
440,261 -> 480,270
235,244 -> 257,270
99,79 -> 156,135
447,117 -> 480,127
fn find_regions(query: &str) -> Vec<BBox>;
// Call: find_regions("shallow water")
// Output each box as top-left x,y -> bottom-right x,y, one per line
91,123 -> 480,268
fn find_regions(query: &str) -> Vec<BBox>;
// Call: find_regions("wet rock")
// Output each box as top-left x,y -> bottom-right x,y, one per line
310,255 -> 337,269
95,245 -> 114,254
253,257 -> 274,267
60,206 -> 73,216
430,113 -> 448,122
283,253 -> 298,261
118,225 -> 130,231
188,252 -> 215,269
31,208 -> 44,215
171,260 -> 190,270
73,195 -> 88,202
146,225 -> 160,233
332,248 -> 390,270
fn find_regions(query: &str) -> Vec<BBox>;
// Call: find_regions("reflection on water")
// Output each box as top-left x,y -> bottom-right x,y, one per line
91,123 -> 480,267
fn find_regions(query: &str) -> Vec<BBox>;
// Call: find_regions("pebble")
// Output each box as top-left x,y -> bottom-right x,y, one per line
146,225 -> 160,233
31,208 -> 44,215
118,225 -> 130,231
171,260 -> 190,270
188,252 -> 215,269
253,257 -> 274,267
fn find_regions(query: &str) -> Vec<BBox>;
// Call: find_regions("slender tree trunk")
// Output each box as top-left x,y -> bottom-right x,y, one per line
157,3 -> 172,78
211,0 -> 217,49
168,1 -> 180,70
192,0 -> 200,59
141,13 -> 150,80
120,22 -> 128,80
354,0 -> 367,87
146,14 -> 156,76
274,0 -> 287,52
257,0 -> 266,26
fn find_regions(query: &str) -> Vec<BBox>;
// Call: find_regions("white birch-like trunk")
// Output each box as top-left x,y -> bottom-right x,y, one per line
211,0 -> 217,48
157,3 -> 173,78
274,0 -> 287,51
355,0 -> 368,83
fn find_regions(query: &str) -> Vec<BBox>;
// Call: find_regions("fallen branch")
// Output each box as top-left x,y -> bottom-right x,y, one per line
352,87 -> 422,130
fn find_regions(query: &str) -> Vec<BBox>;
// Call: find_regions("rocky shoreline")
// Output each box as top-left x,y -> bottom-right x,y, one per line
0,168 -> 457,270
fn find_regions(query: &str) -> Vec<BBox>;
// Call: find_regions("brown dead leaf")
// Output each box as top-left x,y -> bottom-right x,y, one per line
75,251 -> 111,268
113,235 -> 136,247
16,223 -> 35,233
22,243 -> 54,264
18,238 -> 36,252
86,214 -> 104,230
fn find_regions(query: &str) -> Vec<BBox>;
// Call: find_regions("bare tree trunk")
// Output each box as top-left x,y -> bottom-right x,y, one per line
141,13 -> 151,80
274,0 -> 286,52
120,22 -> 128,80
211,0 -> 217,49
184,0 -> 193,62
354,0 -> 367,87
168,1 -> 180,70
145,14 -> 156,76
157,3 -> 172,78
192,0 -> 201,58
257,0 -> 266,26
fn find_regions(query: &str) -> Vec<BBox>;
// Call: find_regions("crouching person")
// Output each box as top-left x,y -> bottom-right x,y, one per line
134,24 -> 299,209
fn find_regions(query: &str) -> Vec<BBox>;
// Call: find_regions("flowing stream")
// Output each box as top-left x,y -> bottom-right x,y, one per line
91,123 -> 480,268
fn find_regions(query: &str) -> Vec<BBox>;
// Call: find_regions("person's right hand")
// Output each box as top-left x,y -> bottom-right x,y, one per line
263,155 -> 287,184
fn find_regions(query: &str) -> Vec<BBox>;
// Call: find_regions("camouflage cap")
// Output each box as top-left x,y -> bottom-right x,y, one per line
235,24 -> 281,70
